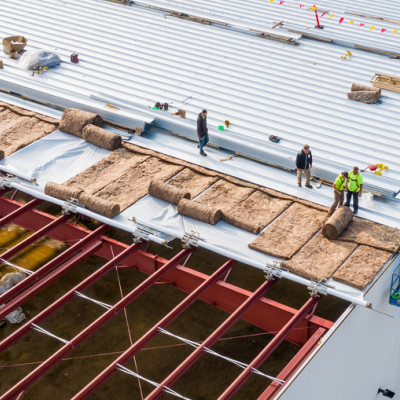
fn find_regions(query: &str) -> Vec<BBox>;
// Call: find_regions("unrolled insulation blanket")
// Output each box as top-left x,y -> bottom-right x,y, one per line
82,124 -> 121,151
59,108 -> 103,137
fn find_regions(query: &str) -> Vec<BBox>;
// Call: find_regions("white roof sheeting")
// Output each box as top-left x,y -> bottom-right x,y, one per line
1,0 -> 400,195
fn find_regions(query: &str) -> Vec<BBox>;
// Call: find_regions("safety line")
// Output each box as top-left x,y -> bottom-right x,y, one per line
31,323 -> 69,345
158,328 -> 285,384
74,291 -> 112,310
0,258 -> 34,275
116,363 -> 192,400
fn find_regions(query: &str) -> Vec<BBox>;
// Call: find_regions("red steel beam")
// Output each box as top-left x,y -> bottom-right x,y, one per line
0,196 -> 333,336
0,247 -> 194,400
0,197 -> 41,227
0,239 -> 102,322
217,296 -> 321,400
145,278 -> 277,400
0,213 -> 70,261
0,224 -> 108,306
0,241 -> 143,353
72,259 -> 237,399
258,327 -> 326,400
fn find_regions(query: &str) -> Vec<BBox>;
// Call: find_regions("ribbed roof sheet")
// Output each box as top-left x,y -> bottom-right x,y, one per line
1,0 -> 400,197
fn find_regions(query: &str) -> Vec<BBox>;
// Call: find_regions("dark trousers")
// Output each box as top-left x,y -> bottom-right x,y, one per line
344,190 -> 359,212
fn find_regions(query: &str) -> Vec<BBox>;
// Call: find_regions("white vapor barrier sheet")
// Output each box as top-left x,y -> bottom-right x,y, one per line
116,195 -> 274,266
0,130 -> 109,186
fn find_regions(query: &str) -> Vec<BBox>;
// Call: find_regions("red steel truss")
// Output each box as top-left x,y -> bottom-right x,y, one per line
0,192 -> 334,399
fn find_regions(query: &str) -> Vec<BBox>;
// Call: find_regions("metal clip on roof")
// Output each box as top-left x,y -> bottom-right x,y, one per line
61,198 -> 82,215
182,231 -> 205,249
264,261 -> 286,281
307,278 -> 330,297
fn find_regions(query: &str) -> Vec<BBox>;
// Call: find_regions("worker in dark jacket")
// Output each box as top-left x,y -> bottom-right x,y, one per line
197,109 -> 208,156
296,144 -> 313,188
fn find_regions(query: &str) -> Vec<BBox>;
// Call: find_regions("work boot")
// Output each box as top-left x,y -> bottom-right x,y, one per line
298,183 -> 301,187
353,209 -> 358,214
305,184 -> 313,189
200,152 -> 207,156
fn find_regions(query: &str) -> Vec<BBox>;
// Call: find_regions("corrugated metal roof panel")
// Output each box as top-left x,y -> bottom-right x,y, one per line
1,0 -> 400,198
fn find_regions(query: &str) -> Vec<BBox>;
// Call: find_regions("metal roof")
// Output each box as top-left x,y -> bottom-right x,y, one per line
2,0 -> 400,198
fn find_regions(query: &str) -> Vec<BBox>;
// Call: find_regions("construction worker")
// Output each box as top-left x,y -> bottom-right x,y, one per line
197,109 -> 209,156
328,171 -> 348,216
344,166 -> 363,214
296,144 -> 313,188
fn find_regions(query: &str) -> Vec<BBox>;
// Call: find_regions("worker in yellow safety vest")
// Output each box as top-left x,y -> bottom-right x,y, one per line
327,171 -> 348,216
344,166 -> 363,214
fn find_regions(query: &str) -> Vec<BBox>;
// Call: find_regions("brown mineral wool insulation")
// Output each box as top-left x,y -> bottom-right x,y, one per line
282,233 -> 358,281
0,108 -> 58,157
332,245 -> 392,290
0,150 -> 4,160
177,198 -> 222,225
94,157 -> 183,211
249,203 -> 326,259
44,182 -> 82,201
338,218 -> 400,252
167,168 -> 219,198
347,90 -> 380,104
351,83 -> 381,94
122,142 -> 329,213
195,179 -> 255,218
65,148 -> 150,195
59,108 -> 103,137
82,124 -> 121,151
148,180 -> 191,204
322,206 -> 353,240
0,102 -> 59,125
224,190 -> 292,234
77,192 -> 120,219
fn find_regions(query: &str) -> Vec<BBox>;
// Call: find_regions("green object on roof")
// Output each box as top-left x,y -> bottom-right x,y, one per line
218,125 -> 224,130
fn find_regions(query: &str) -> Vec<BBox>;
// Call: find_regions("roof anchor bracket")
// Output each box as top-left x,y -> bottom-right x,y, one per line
264,260 -> 286,281
62,198 -> 83,215
307,278 -> 329,297
181,231 -> 205,249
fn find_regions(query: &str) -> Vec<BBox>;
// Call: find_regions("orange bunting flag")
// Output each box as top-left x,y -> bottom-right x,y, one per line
349,20 -> 354,24
370,26 -> 375,31
330,14 -> 335,18
310,6 -> 316,10
339,17 -> 344,24
394,30 -> 398,35
381,28 -> 386,33
289,2 -> 293,4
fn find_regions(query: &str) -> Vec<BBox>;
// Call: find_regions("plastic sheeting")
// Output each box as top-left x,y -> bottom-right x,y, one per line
117,195 -> 274,267
0,130 -> 109,186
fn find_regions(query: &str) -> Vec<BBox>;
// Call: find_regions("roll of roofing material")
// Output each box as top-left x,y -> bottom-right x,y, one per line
351,83 -> 381,94
177,198 -> 222,225
148,180 -> 191,205
0,150 -> 4,160
44,181 -> 83,201
82,124 -> 121,150
78,192 -> 120,219
59,108 -> 103,137
322,206 -> 353,240
347,90 -> 381,104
